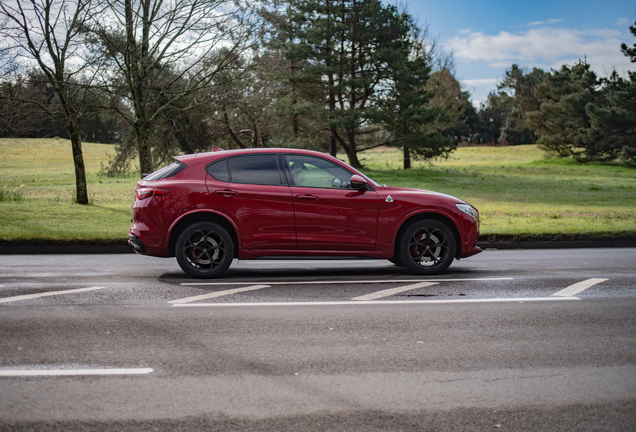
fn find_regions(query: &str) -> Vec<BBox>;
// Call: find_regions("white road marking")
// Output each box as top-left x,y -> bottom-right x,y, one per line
173,297 -> 579,307
181,278 -> 513,287
0,368 -> 153,377
169,285 -> 271,304
352,282 -> 438,301
0,286 -> 107,304
552,278 -> 608,297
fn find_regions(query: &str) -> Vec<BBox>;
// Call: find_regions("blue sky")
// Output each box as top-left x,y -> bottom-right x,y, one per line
390,0 -> 636,106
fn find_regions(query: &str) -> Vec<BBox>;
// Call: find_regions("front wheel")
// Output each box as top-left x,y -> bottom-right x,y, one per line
397,219 -> 456,275
175,222 -> 234,279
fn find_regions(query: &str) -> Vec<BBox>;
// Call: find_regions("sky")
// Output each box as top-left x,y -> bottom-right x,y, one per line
389,0 -> 636,106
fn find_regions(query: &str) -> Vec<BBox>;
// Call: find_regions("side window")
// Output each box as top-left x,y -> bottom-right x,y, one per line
284,155 -> 353,188
230,154 -> 283,185
207,155 -> 283,185
206,159 -> 229,182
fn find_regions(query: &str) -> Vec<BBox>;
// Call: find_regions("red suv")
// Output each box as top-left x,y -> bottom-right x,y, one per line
128,148 -> 481,278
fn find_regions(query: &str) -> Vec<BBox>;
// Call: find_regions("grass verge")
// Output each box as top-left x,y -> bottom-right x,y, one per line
1,138 -> 635,244
357,146 -> 636,241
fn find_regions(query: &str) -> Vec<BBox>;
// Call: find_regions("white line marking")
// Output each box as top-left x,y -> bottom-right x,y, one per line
352,282 -> 438,301
181,278 -> 513,287
0,368 -> 153,377
552,278 -> 608,297
173,297 -> 579,307
0,286 -> 107,304
169,285 -> 271,304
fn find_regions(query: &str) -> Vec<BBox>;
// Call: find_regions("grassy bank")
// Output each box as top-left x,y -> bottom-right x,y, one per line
1,138 -> 635,243
1,138 -> 138,243
356,146 -> 636,241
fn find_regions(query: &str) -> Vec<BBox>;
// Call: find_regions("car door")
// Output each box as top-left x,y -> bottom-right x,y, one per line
206,154 -> 296,250
284,154 -> 379,251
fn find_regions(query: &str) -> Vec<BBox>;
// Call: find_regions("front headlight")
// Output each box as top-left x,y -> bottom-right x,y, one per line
456,203 -> 478,220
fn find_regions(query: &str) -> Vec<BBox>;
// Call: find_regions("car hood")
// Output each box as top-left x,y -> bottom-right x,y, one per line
379,186 -> 467,204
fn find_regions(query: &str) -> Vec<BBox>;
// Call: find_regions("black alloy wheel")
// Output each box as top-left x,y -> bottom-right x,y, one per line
175,222 -> 234,278
398,219 -> 456,275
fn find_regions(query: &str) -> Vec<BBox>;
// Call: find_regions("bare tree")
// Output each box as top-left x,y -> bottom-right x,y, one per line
0,0 -> 105,204
87,0 -> 258,175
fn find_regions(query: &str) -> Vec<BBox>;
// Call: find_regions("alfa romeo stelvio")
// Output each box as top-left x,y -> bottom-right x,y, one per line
128,148 -> 481,278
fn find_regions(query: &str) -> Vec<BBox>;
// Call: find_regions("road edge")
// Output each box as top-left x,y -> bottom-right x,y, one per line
1,240 -> 635,254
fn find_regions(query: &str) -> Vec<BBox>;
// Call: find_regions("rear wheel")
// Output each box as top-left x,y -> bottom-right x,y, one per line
175,222 -> 234,279
398,219 -> 456,275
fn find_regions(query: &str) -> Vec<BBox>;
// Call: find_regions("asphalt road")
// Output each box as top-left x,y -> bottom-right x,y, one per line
1,248 -> 635,431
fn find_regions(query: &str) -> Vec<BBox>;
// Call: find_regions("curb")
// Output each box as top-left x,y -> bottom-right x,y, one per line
1,241 -> 635,255
476,240 -> 636,250
0,244 -> 133,254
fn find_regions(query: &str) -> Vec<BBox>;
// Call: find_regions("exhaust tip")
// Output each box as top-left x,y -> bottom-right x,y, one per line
128,234 -> 147,254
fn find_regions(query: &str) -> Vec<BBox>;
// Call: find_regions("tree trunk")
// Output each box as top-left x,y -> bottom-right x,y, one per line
330,133 -> 337,157
403,142 -> 411,169
135,121 -> 153,176
251,124 -> 258,148
223,110 -> 246,148
67,120 -> 89,204
333,127 -> 361,168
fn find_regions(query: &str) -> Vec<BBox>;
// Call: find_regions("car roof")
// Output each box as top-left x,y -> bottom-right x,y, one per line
175,148 -> 338,164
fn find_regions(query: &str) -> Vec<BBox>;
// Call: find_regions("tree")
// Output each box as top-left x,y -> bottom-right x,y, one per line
0,0 -> 105,204
0,72 -> 61,138
496,64 -> 544,145
379,23 -> 459,169
87,0 -> 256,175
583,72 -> 636,164
582,17 -> 636,165
207,52 -> 280,149
527,62 -> 603,158
424,69 -> 470,138
621,14 -> 636,62
473,91 -> 514,144
269,0 -> 416,168
526,15 -> 636,166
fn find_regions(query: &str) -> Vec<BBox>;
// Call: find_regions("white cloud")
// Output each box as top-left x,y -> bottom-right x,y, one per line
461,78 -> 500,87
616,17 -> 630,27
448,26 -> 634,76
526,18 -> 564,27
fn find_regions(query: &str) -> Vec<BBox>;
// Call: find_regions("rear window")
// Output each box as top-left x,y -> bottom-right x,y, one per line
143,161 -> 186,180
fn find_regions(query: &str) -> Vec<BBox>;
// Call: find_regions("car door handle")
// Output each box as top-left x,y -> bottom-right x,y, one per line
215,189 -> 237,197
296,194 -> 318,200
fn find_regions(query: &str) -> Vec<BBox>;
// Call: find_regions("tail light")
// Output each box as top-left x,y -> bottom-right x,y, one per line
135,187 -> 169,201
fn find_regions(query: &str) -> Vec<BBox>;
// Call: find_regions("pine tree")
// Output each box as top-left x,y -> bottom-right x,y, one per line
527,62 -> 603,158
268,0 -> 417,168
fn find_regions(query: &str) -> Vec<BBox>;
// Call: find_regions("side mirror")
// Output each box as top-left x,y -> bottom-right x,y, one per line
350,174 -> 368,190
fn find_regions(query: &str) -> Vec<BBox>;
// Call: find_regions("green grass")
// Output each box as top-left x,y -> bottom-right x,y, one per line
356,146 -> 636,241
1,138 -> 635,243
0,138 -> 139,243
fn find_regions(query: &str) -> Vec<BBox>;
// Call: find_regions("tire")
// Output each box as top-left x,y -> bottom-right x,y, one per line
397,219 -> 456,275
175,222 -> 234,279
